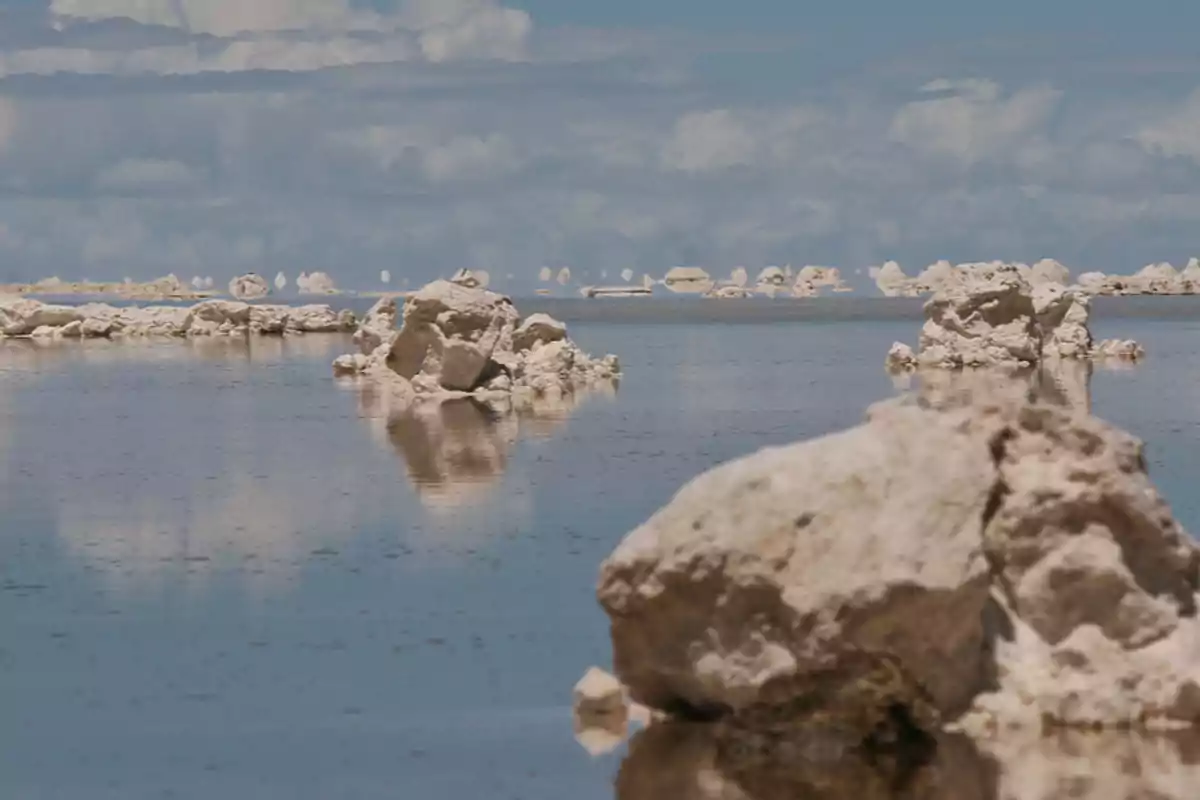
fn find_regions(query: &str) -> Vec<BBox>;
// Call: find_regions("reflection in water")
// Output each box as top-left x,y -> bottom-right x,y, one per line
347,378 -> 618,512
890,359 -> 1099,414
616,722 -> 1200,800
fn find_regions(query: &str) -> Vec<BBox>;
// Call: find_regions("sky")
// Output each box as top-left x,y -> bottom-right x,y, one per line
0,0 -> 1197,289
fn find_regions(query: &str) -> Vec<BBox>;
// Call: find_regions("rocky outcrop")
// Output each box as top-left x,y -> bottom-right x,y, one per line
449,268 -> 490,289
228,273 -> 270,300
0,295 -> 354,339
0,274 -> 212,301
664,267 -> 714,294
332,280 -> 619,402
1071,260 -> 1200,296
596,384 -> 1200,739
793,266 -> 850,296
873,259 -> 1076,298
887,273 -> 1142,370
296,271 -> 337,295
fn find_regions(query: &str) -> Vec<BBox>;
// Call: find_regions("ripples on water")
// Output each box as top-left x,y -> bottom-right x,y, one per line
2,298 -> 1200,798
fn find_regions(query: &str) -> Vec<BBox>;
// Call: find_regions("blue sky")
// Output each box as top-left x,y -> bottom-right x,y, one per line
0,0 -> 1196,289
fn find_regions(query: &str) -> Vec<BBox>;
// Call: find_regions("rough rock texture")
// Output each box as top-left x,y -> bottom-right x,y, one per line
706,284 -> 752,299
228,273 -> 270,300
449,268 -> 490,289
296,271 -> 337,295
1074,262 -> 1200,296
874,259 -> 1077,298
333,280 -> 619,402
871,260 -> 922,297
597,385 -> 1200,736
353,296 -> 399,355
574,667 -> 628,722
0,295 -> 354,339
0,273 -> 211,300
890,273 -> 1141,369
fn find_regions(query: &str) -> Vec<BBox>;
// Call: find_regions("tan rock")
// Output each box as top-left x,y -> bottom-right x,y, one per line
228,273 -> 269,300
513,313 -> 567,352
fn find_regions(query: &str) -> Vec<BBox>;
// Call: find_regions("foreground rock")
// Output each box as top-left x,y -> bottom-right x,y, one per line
332,280 -> 619,403
597,383 -> 1200,739
0,296 -> 354,339
228,273 -> 270,300
887,271 -> 1141,370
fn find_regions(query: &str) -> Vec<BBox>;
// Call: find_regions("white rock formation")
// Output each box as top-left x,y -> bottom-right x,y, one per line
274,271 -> 288,291
755,266 -> 787,289
0,295 -> 354,339
228,273 -> 270,300
620,268 -> 634,283
557,267 -> 572,286
871,260 -> 921,297
597,384 -> 1200,734
890,272 -> 1141,369
1029,258 -> 1070,285
705,285 -> 752,299
296,271 -> 337,295
380,269 -> 391,284
574,666 -> 627,723
191,276 -> 205,290
729,267 -> 748,288
663,267 -> 714,295
539,266 -> 553,282
331,280 -> 619,402
449,268 -> 490,289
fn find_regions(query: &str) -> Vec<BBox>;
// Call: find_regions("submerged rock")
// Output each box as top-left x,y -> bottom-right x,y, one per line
228,273 -> 270,300
596,383 -> 1200,736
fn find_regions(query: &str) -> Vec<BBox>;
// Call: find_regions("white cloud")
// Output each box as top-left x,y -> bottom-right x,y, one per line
889,79 -> 1062,166
659,107 -> 828,173
1136,89 -> 1200,163
0,97 -> 14,152
330,125 -> 521,182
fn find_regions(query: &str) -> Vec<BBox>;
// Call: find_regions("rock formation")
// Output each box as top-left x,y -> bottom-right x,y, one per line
380,269 -> 391,284
1073,261 -> 1200,296
450,268 -> 490,289
663,267 -> 714,294
557,267 -> 572,286
873,259 -> 1075,298
296,271 -> 337,295
886,272 -> 1142,370
730,267 -> 749,288
273,271 -> 288,291
596,383 -> 1200,740
0,274 -> 211,301
228,273 -> 270,300
620,268 -> 635,283
0,296 -> 354,339
331,280 -> 619,404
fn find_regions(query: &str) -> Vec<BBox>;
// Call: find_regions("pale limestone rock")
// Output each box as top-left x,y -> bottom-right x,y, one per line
871,260 -> 919,297
450,268 -> 490,289
1029,258 -> 1070,285
706,284 -> 751,299
0,297 -> 83,335
1093,338 -> 1145,361
598,385 -> 1200,734
273,271 -> 287,291
917,275 -> 1041,368
296,271 -> 337,295
354,297 -> 399,355
574,666 -> 628,721
598,395 -> 996,719
885,341 -> 917,370
539,266 -> 553,282
620,268 -> 635,283
228,273 -> 269,300
1033,283 -> 1092,358
285,304 -> 353,333
664,267 -> 714,294
755,266 -> 787,287
513,313 -> 567,352
557,267 -> 572,286
729,267 -> 748,288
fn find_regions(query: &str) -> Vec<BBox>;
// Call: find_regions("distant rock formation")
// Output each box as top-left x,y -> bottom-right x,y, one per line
620,268 -> 635,283
332,280 -> 619,404
663,267 -> 714,294
885,269 -> 1142,370
296,271 -> 337,295
0,274 -> 210,301
273,271 -> 288,291
0,296 -> 355,339
228,273 -> 270,300
449,268 -> 490,289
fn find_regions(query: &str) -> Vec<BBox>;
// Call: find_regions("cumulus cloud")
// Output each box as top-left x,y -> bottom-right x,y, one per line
659,107 -> 829,173
1136,89 -> 1200,163
15,0 -> 533,75
888,78 -> 1062,166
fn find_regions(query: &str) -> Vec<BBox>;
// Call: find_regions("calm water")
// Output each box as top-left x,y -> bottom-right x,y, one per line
2,297 -> 1199,799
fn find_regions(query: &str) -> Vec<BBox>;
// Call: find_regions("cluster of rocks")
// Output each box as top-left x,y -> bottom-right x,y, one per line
885,268 -> 1142,370
872,258 -> 1072,298
578,379 -> 1200,770
0,295 -> 355,339
332,280 -> 620,403
297,271 -> 338,295
0,273 -> 213,301
1077,259 -> 1200,295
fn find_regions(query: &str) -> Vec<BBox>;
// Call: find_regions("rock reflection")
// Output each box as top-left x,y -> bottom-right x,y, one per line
890,359 -> 1097,413
615,722 -> 1200,800
350,378 -> 618,512
615,722 -> 994,800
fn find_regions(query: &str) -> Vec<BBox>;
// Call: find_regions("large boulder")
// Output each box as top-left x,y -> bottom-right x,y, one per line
0,296 -> 83,335
228,273 -> 269,300
597,385 -> 1200,735
917,275 -> 1041,367
354,297 -> 399,355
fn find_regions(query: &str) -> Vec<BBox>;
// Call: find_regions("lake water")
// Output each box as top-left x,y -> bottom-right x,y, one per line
2,296 -> 1199,799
